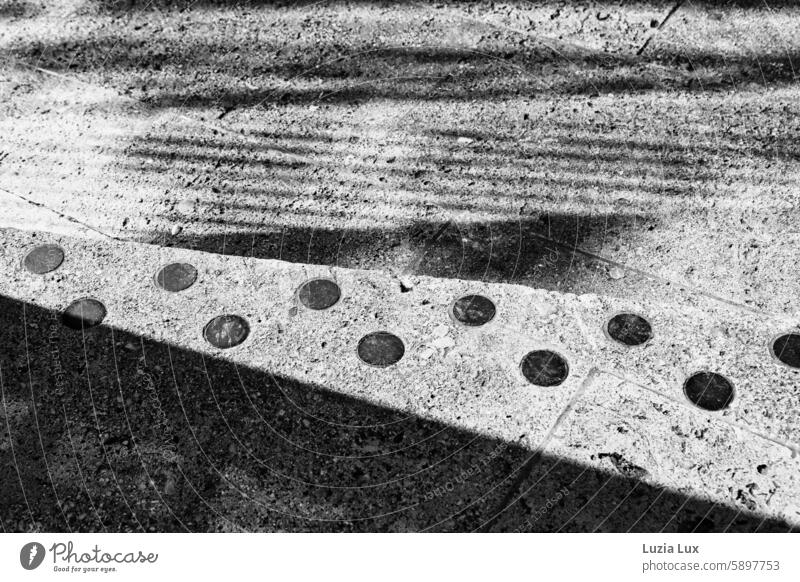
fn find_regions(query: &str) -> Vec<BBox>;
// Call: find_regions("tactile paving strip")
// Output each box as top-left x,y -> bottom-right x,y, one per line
1,226 -> 798,526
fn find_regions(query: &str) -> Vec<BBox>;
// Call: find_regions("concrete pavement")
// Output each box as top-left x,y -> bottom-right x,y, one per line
1,0 -> 799,531
1,226 -> 797,530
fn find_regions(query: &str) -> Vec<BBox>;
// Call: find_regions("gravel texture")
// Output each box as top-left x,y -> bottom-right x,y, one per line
1,0 -> 799,532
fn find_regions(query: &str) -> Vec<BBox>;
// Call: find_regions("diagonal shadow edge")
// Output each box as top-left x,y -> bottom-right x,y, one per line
0,293 -> 793,533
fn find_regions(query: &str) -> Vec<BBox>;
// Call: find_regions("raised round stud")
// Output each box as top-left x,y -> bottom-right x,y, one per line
297,278 -> 341,310
683,372 -> 734,411
155,263 -> 197,292
203,315 -> 250,349
23,244 -> 64,274
451,294 -> 496,326
771,333 -> 800,369
605,313 -> 653,346
357,331 -> 405,367
62,298 -> 106,330
520,350 -> 569,386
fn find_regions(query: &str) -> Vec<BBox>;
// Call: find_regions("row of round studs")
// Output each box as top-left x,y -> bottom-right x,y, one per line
23,245 -> 800,413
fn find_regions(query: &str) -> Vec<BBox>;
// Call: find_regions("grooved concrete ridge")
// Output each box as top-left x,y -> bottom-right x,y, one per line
1,0 -> 799,532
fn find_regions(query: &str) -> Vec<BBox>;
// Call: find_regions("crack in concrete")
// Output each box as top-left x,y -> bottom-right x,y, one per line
444,3 -> 602,60
0,187 -> 119,241
636,0 -> 687,56
478,366 -> 602,531
601,369 -> 800,455
524,229 -> 779,319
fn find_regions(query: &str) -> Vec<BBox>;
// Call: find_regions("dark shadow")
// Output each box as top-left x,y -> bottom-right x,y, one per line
1,3 -> 797,532
159,214 -> 650,296
8,39 -> 797,107
73,99 -> 787,300
115,120 -> 677,293
0,0 -> 40,18
116,122 -> 702,298
4,0 -> 798,107
0,293 -> 794,532
4,0 -> 797,304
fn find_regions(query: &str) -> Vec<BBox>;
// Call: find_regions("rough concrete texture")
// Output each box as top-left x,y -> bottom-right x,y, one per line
491,373 -> 800,532
0,187 -> 106,239
1,0 -> 799,532
2,1 -> 800,313
0,227 -> 798,531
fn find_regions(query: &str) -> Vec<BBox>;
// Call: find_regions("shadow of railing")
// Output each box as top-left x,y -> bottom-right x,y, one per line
3,0 -> 798,303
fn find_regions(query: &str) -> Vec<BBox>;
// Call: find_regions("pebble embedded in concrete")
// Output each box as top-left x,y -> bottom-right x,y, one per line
608,266 -> 625,280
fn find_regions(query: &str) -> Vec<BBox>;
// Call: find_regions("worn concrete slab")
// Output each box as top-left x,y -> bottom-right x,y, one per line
8,223 -> 789,450
2,0 -> 800,533
2,63 -> 797,330
0,187 -> 107,239
0,227 -> 594,452
2,1 -> 800,316
581,294 -> 800,446
0,63 -> 159,238
1,226 -> 798,531
490,373 -> 800,532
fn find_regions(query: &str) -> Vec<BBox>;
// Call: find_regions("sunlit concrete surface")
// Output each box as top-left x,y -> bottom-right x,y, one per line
1,227 -> 798,531
1,0 -> 799,531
